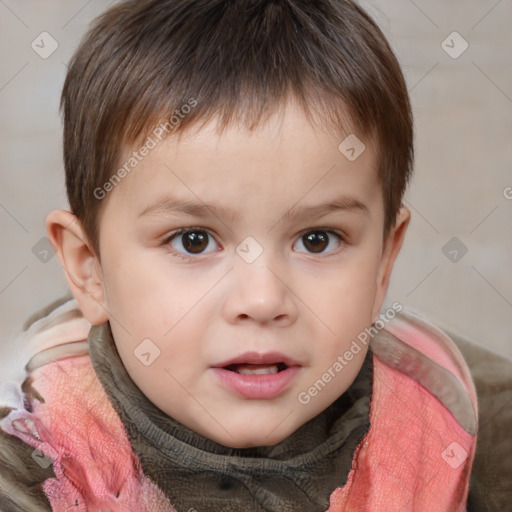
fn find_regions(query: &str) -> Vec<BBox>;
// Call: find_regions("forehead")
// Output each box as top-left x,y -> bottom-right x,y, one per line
105,100 -> 382,222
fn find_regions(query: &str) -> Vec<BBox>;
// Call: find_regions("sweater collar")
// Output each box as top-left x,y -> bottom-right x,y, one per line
88,321 -> 373,512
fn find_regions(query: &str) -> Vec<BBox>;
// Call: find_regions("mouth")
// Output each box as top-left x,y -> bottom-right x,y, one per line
211,351 -> 301,398
212,350 -> 301,370
222,363 -> 289,375
211,360 -> 300,399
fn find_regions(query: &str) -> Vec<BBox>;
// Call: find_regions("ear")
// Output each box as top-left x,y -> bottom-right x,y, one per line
45,209 -> 108,325
370,206 -> 411,322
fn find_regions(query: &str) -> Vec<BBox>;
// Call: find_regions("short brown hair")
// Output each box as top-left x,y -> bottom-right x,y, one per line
61,0 -> 414,258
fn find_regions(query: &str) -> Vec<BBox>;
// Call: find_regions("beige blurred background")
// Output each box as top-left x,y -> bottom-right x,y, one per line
0,0 -> 511,359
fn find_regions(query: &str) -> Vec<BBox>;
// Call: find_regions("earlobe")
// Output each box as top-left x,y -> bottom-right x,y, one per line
371,206 -> 411,322
45,209 -> 109,325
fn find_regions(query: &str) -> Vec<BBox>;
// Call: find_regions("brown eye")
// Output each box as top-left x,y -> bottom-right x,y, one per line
166,228 -> 218,258
181,230 -> 209,253
295,229 -> 343,255
303,231 -> 328,253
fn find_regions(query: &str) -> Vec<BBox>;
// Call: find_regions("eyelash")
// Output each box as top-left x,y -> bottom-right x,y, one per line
162,226 -> 348,262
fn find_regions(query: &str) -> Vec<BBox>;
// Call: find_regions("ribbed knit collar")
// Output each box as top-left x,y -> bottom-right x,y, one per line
88,321 -> 373,512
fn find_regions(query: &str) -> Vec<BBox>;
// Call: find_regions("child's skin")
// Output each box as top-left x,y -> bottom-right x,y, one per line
46,97 -> 410,449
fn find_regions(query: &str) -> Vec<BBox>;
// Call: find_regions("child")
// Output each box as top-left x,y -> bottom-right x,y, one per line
0,0 -> 510,510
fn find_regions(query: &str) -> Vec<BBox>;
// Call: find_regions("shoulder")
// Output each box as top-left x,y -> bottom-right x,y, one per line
374,306 -> 512,512
0,411 -> 53,511
0,294 -> 90,512
437,324 -> 512,512
372,306 -> 478,436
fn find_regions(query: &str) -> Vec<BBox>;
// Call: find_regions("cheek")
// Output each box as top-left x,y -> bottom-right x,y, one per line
102,252 -> 213,354
346,245 -> 381,299
322,254 -> 379,309
102,244 -> 167,298
309,258 -> 379,356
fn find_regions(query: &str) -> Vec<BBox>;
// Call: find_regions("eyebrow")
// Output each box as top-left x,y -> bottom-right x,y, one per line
137,194 -> 370,222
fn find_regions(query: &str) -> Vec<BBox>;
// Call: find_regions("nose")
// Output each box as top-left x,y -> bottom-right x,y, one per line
222,254 -> 298,326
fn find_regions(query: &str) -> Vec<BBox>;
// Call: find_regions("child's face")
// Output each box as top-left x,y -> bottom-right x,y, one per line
51,100 -> 409,448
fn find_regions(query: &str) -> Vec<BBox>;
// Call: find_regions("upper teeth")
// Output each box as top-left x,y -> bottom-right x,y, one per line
236,365 -> 279,375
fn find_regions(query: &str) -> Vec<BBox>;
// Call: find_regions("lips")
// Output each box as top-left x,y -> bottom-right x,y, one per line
224,363 -> 287,375
212,351 -> 301,369
210,351 -> 302,399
